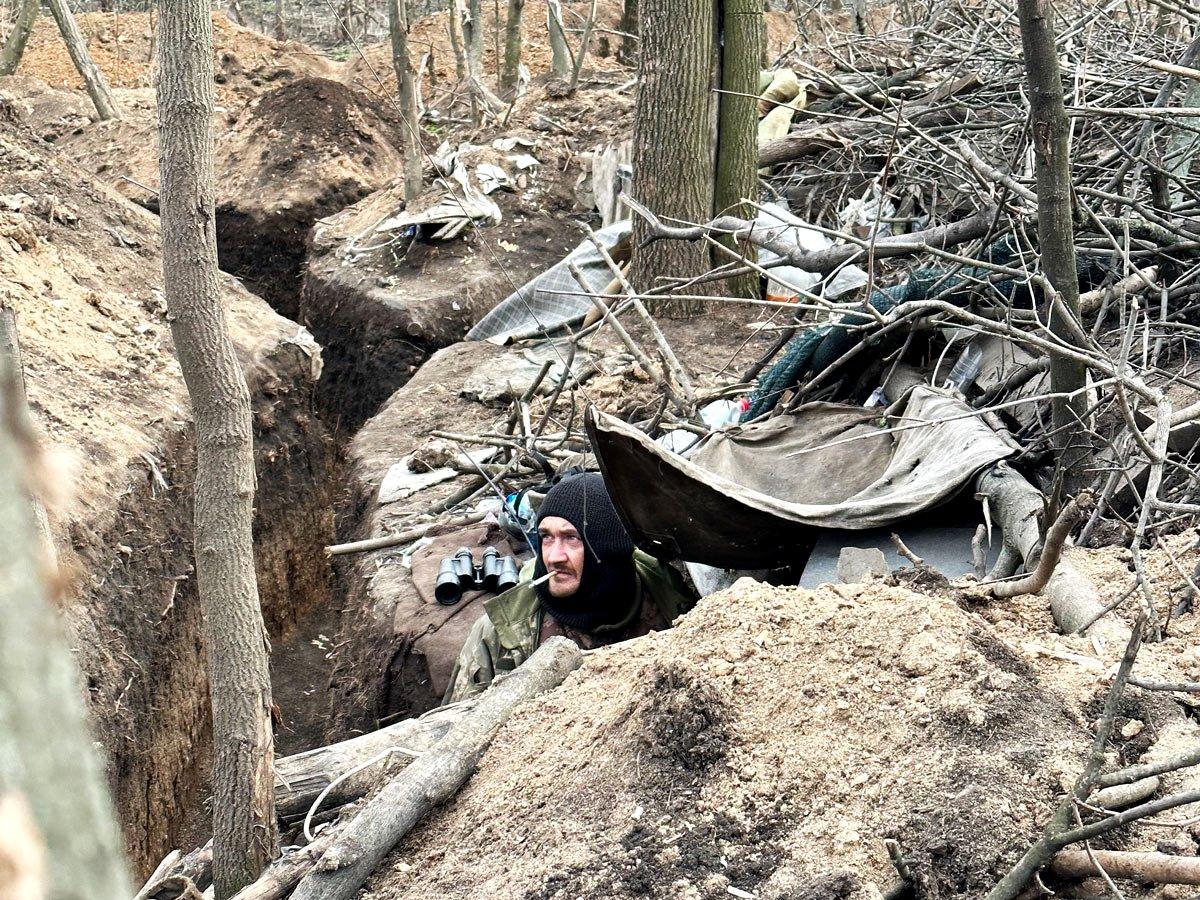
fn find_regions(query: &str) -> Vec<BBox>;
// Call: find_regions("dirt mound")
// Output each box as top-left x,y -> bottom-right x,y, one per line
14,11 -> 334,98
54,74 -> 404,316
0,115 -> 335,874
364,581 -> 1085,899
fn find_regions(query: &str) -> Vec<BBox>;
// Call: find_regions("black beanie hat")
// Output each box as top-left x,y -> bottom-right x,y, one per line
533,473 -> 638,631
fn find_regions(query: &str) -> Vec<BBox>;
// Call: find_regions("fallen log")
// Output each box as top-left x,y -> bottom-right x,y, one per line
1090,775 -> 1159,809
134,842 -> 212,899
973,463 -> 1110,634
289,636 -> 584,900
989,493 -> 1090,599
1050,850 -> 1200,884
229,827 -> 341,900
274,701 -> 476,822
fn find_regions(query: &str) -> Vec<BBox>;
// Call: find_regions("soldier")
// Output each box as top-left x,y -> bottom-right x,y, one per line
443,472 -> 696,703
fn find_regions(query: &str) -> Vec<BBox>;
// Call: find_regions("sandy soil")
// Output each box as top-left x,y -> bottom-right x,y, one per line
362,579 -> 1092,900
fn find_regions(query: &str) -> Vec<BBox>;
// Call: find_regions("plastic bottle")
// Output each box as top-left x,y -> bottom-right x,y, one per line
946,342 -> 983,394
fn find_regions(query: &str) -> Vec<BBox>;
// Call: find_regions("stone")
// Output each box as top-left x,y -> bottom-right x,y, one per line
836,547 -> 890,584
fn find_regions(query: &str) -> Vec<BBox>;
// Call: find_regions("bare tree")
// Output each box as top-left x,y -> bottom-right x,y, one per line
156,0 -> 279,893
44,0 -> 120,119
617,0 -> 637,64
629,0 -> 717,316
386,0 -> 422,201
546,0 -> 570,78
1017,0 -> 1089,486
499,0 -> 523,95
274,0 -> 287,39
0,0 -> 38,76
713,0 -> 763,299
0,315 -> 132,900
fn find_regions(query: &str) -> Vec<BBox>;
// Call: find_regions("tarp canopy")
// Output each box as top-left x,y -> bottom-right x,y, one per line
589,385 -> 1014,568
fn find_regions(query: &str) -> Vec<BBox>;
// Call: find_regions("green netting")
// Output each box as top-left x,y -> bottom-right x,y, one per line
745,242 -> 1106,419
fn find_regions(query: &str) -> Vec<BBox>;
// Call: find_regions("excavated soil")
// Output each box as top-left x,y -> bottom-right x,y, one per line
53,73 -> 406,317
13,11 -> 334,98
362,580 -> 1089,900
0,115 -> 335,875
299,156 -> 579,430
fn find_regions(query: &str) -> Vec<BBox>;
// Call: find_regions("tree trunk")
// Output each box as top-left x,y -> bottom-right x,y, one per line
0,313 -> 132,900
546,0 -> 570,78
274,0 -> 286,39
629,0 -> 716,316
44,0 -> 120,120
713,0 -> 762,299
386,0 -> 422,202
461,0 -> 483,79
0,0 -> 38,77
156,0 -> 279,893
0,307 -> 55,566
499,0 -> 523,95
447,0 -> 466,81
617,0 -> 637,64
567,0 -> 597,92
229,0 -> 246,26
1017,0 -> 1089,488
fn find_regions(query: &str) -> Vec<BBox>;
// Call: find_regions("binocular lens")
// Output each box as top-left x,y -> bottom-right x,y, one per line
435,557 -> 463,606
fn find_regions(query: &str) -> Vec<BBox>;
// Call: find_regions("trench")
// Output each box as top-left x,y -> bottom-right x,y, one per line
113,186 -> 458,877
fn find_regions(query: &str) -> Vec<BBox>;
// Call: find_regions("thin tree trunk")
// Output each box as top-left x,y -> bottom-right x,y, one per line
0,0 -> 38,77
447,0 -> 466,81
713,0 -> 762,299
0,313 -> 132,900
498,0 -> 523,95
461,0 -> 483,78
1017,0 -> 1088,488
629,0 -> 716,316
156,0 -> 279,892
567,0 -> 597,92
229,0 -> 246,26
386,0 -> 422,202
546,0 -> 570,78
274,0 -> 286,39
617,0 -> 637,64
44,0 -> 120,120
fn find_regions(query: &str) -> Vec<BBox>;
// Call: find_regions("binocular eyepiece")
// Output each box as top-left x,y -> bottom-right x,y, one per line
434,546 -> 521,606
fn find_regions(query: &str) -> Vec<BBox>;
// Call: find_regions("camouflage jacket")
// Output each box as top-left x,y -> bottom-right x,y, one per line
442,550 -> 695,704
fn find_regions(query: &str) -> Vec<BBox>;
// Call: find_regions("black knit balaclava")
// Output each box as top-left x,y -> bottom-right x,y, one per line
533,473 -> 637,632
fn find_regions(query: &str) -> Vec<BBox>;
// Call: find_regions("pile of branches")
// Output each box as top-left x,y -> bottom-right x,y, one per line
632,0 -> 1200,608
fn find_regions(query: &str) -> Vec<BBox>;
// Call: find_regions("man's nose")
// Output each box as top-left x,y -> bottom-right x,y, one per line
542,539 -> 567,564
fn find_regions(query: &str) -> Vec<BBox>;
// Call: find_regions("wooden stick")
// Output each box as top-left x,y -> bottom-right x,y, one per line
274,702 -> 476,821
288,637 -> 583,900
568,261 -> 688,416
582,228 -> 698,406
325,512 -> 485,557
1051,849 -> 1200,884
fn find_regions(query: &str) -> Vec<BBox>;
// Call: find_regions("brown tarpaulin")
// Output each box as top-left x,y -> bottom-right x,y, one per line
588,385 -> 1014,568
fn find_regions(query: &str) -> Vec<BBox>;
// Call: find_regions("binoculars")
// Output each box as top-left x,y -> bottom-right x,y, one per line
435,546 -> 520,606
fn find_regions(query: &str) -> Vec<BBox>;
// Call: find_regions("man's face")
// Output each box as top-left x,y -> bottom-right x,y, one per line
538,516 -> 586,598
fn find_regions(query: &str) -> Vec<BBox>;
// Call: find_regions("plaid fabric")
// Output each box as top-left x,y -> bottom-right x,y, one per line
467,221 -> 631,343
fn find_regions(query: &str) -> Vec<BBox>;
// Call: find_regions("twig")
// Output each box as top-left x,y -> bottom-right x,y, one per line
325,512 -> 486,557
